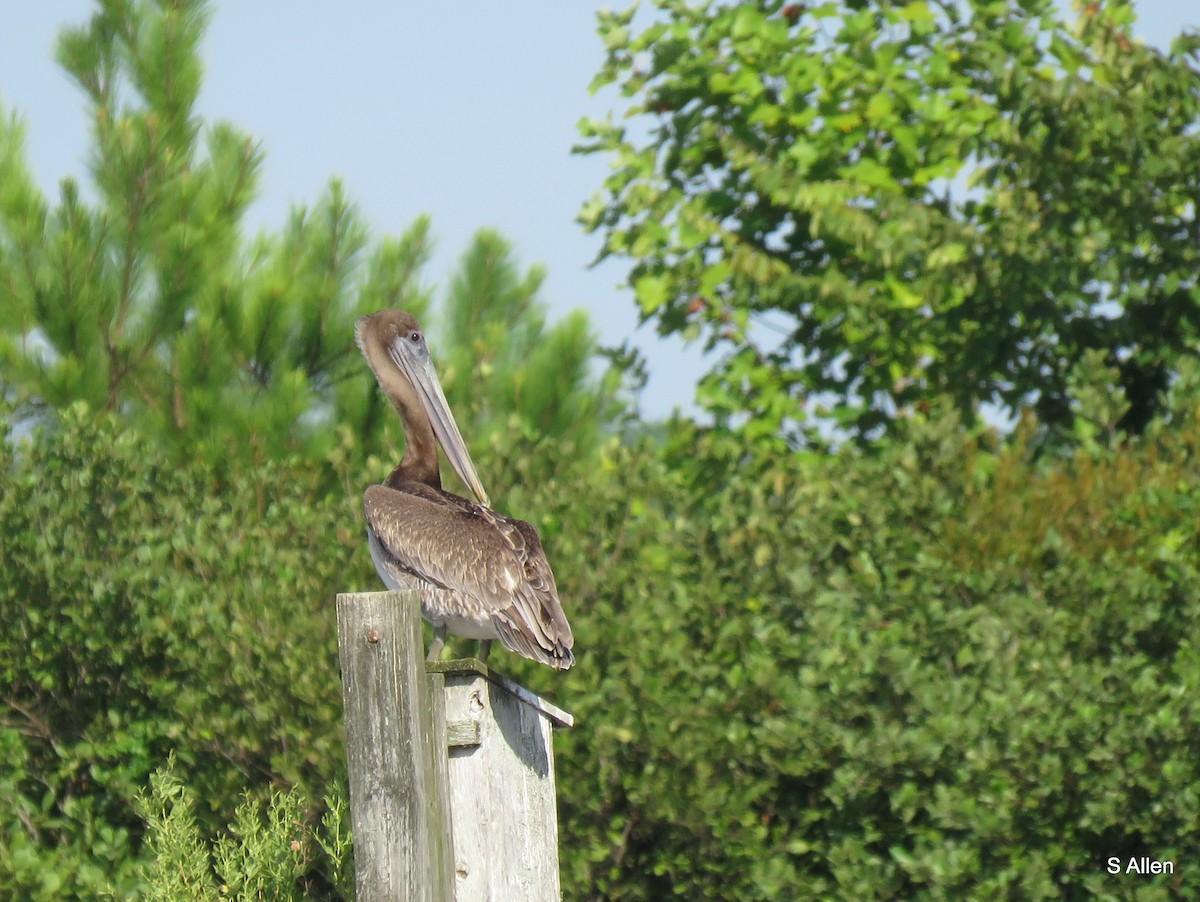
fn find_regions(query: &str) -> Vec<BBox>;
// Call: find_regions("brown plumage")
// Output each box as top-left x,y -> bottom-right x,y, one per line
356,309 -> 575,669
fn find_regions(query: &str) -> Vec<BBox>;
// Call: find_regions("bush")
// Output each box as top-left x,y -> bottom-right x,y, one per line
3,385 -> 1197,899
0,405 -> 369,898
133,757 -> 352,901
543,408 -> 1199,899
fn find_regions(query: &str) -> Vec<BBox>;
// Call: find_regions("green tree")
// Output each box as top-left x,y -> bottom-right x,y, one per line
578,0 -> 1200,442
430,229 -> 625,489
0,0 -> 620,478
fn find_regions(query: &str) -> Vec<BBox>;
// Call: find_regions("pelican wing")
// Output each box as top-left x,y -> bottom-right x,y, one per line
363,482 -> 574,666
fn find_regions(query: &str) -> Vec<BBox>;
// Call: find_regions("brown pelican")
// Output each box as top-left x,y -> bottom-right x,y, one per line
356,310 -> 575,670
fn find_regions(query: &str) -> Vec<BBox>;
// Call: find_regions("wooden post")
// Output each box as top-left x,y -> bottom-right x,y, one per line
337,590 -> 453,902
337,591 -> 573,902
429,659 -> 573,901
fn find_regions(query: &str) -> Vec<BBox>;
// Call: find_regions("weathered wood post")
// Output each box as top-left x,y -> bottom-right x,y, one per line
430,659 -> 573,900
338,590 -> 573,902
337,590 -> 454,902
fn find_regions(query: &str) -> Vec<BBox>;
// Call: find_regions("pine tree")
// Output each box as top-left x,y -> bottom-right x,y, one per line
430,229 -> 624,488
0,0 -> 621,477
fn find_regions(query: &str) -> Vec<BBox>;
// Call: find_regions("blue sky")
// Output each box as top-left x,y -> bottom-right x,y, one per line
1,2 -> 1195,421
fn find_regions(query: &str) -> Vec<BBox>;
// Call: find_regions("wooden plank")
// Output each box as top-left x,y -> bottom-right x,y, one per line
427,658 -> 574,728
425,668 -> 454,894
432,659 -> 573,901
336,590 -> 453,902
446,719 -> 482,748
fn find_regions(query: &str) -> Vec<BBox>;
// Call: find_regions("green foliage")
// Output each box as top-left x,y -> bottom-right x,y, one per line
134,761 -> 219,901
0,404 -> 367,899
4,366 -> 1200,899
579,0 -> 1200,441
5,5 -> 1200,899
0,0 -> 621,480
133,759 -> 353,901
440,230 -> 620,451
538,407 -> 1200,898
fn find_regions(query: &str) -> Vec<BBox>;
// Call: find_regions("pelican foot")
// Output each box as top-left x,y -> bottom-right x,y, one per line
426,624 -> 447,662
476,639 -> 493,663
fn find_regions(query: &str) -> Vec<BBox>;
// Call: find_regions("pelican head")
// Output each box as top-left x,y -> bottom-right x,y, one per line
356,310 -> 490,507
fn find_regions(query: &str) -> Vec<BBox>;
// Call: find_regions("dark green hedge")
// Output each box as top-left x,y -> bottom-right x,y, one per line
0,406 -> 367,898
2,400 -> 1197,898
544,413 -> 1199,900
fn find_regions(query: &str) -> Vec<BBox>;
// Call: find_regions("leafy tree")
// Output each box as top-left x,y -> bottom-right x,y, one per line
0,0 -> 620,478
578,0 -> 1200,442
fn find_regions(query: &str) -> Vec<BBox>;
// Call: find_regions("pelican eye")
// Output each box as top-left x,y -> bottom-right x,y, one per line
409,331 -> 422,343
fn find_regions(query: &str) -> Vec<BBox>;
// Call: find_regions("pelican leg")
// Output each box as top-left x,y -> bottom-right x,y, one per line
477,640 -> 492,663
426,624 -> 447,662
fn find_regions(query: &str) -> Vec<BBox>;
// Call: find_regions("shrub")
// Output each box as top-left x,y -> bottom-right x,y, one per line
0,405 -> 368,898
544,409 -> 1199,899
3,390 -> 1197,899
